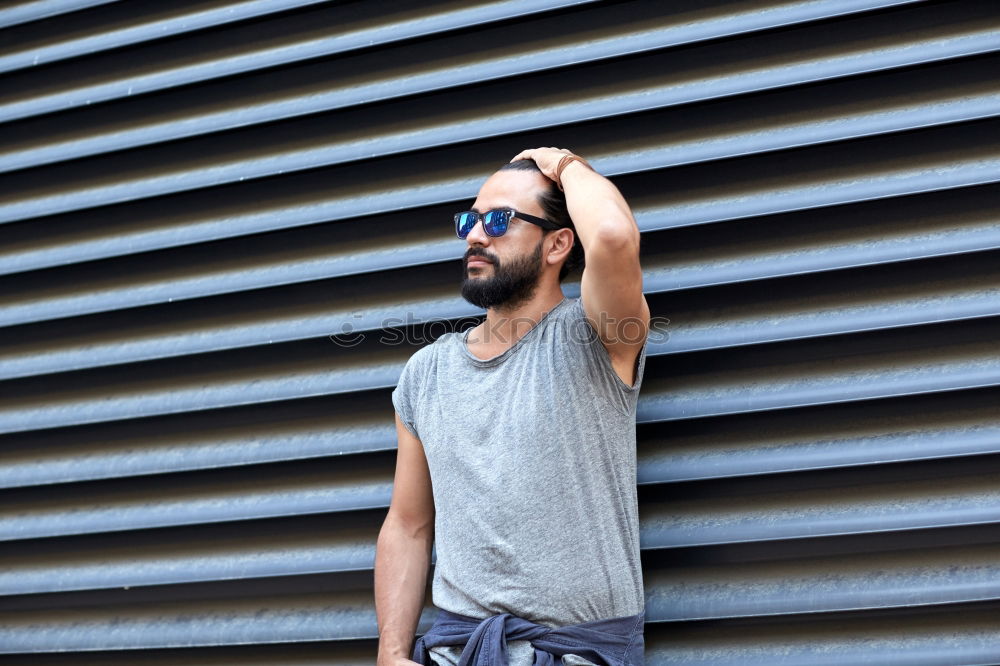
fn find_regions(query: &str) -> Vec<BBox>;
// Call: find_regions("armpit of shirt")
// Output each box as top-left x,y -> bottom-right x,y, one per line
429,641 -> 598,666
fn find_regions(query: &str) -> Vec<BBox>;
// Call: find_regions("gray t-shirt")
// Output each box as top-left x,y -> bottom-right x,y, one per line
391,297 -> 647,663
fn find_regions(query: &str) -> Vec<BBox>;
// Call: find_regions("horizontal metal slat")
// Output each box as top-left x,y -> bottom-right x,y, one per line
639,319 -> 1000,423
645,602 -> 1000,665
5,372 -> 996,493
638,388 -> 1000,483
6,2 -> 996,663
2,173 -> 998,336
0,148 -> 485,249
6,457 -> 1000,594
640,464 -> 1000,550
0,260 -> 479,380
5,338 -> 997,538
1,152 -> 997,389
3,381 -> 998,492
645,184 -> 1000,294
619,126 -> 1000,233
0,211 -> 463,326
0,512 -> 382,595
0,0 -> 335,74
0,0 -> 118,29
2,283 -> 998,434
0,0 -> 604,124
22,439 -> 929,562
0,641 -> 379,665
0,584 -> 399,652
0,454 -> 395,542
0,336 -> 412,434
3,3 -> 986,179
656,251 -> 1000,354
1,559 -> 996,652
1,105 -> 996,281
0,0 -> 920,126
4,222 -> 998,386
645,542 -> 1000,621
0,393 -> 394,489
2,2 -> 997,221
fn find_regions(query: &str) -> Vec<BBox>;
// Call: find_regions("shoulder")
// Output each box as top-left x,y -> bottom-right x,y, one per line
402,330 -> 460,369
554,297 -> 596,337
566,296 -> 586,318
539,296 -> 585,326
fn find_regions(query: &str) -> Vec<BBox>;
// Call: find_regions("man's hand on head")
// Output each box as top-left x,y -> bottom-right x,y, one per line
509,146 -> 576,182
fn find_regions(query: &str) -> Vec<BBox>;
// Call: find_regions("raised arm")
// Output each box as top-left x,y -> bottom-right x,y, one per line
375,413 -> 436,666
510,147 -> 650,385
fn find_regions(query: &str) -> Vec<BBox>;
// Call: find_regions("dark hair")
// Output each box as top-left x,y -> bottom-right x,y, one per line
498,159 -> 585,282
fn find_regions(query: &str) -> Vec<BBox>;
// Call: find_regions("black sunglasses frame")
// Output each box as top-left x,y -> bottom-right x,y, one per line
455,208 -> 561,239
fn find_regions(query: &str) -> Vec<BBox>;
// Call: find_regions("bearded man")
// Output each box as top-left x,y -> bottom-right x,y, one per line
375,147 -> 650,666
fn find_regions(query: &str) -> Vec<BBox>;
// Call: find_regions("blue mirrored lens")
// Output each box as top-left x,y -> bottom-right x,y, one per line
484,210 -> 510,235
456,212 -> 477,237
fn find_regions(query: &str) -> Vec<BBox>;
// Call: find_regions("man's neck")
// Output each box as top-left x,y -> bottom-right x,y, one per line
471,287 -> 565,350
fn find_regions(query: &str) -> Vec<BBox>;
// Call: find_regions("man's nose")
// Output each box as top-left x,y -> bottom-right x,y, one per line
465,217 -> 490,246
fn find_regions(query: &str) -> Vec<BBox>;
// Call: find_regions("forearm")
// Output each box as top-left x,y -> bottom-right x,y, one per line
559,160 -> 640,253
375,512 -> 433,664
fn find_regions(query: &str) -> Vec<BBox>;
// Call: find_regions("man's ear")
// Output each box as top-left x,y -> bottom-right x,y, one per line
546,228 -> 574,266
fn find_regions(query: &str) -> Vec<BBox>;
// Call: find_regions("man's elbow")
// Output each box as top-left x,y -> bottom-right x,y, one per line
588,221 -> 640,263
382,505 -> 434,544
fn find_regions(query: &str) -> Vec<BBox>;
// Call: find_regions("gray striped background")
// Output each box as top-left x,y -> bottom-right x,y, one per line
1,0 -> 999,663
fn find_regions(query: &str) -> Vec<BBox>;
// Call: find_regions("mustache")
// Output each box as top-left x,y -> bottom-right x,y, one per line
464,250 -> 496,264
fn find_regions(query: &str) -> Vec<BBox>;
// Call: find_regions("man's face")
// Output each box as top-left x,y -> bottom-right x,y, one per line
460,169 -> 551,311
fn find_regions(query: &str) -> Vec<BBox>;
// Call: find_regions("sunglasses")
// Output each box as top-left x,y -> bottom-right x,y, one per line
455,208 -> 562,239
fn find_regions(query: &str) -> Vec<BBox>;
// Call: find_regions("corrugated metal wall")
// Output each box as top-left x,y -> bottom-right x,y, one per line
1,0 -> 999,662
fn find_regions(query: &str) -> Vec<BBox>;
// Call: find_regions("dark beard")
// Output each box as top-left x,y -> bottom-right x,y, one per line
461,239 -> 543,311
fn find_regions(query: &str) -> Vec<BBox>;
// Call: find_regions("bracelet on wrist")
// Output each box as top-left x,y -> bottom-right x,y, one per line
554,154 -> 594,191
